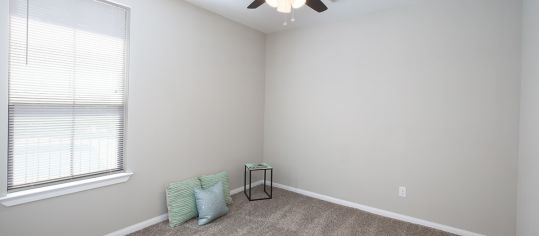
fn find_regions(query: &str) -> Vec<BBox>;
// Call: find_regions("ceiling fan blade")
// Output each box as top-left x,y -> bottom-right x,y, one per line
306,0 -> 328,12
247,0 -> 265,9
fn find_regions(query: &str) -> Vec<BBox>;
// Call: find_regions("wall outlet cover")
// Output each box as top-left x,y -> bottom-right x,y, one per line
399,186 -> 407,198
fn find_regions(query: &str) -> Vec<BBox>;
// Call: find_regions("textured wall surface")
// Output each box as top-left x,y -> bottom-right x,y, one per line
264,1 -> 521,235
517,0 -> 539,235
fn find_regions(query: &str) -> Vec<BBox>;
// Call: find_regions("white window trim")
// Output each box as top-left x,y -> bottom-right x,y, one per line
1,0 -> 132,200
0,172 -> 133,206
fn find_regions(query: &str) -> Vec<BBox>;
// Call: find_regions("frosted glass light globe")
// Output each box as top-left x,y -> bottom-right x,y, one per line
292,0 -> 306,9
277,0 -> 292,13
266,0 -> 278,8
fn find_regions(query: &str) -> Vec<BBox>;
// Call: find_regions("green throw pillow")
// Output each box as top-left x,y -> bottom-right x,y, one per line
194,181 -> 229,225
166,177 -> 201,227
199,172 -> 232,205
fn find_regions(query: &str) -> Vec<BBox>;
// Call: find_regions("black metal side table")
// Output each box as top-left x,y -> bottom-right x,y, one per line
244,163 -> 273,201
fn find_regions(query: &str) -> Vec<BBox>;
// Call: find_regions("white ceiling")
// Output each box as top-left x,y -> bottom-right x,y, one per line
184,0 -> 416,34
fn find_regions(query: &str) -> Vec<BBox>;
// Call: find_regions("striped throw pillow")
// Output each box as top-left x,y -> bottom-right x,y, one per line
166,177 -> 201,227
199,172 -> 232,205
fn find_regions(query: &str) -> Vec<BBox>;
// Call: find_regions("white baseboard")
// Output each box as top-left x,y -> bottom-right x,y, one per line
105,181 -> 481,236
104,214 -> 169,236
272,183 -> 484,236
231,180 -> 265,194
104,180 -> 265,236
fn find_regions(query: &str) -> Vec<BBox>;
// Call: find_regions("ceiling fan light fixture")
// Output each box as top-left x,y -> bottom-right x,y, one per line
277,0 -> 292,13
266,0 -> 278,8
292,0 -> 306,9
248,0 -> 328,13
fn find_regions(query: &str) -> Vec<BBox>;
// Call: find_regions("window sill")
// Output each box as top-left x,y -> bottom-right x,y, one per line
0,172 -> 133,207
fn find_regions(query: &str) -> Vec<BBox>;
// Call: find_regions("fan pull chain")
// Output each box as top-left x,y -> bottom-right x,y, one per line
283,8 -> 296,26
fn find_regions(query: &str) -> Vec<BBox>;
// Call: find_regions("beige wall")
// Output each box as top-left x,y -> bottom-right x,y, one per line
264,0 -> 521,235
517,0 -> 539,235
0,0 -> 266,235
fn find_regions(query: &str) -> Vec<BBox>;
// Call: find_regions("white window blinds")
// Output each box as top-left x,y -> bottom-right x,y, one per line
8,0 -> 129,191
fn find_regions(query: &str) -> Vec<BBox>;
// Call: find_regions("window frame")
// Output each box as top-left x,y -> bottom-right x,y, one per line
0,0 -> 132,204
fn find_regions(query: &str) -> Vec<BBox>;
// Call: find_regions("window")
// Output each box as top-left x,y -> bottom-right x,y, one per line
7,0 -> 129,191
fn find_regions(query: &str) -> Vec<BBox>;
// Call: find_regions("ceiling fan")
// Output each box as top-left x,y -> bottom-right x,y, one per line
247,0 -> 328,13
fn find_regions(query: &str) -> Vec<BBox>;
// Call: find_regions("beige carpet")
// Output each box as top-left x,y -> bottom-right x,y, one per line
130,186 -> 457,236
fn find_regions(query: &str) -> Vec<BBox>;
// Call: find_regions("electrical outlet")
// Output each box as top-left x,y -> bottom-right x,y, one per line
398,186 -> 407,198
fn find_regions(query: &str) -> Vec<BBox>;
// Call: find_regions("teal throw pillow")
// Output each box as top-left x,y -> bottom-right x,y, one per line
194,181 -> 229,225
199,171 -> 232,205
